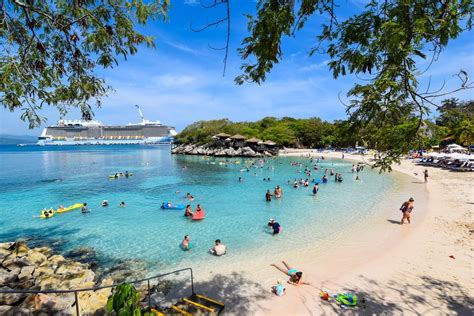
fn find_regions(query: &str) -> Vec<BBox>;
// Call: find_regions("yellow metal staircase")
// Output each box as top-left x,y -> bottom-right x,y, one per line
151,293 -> 225,315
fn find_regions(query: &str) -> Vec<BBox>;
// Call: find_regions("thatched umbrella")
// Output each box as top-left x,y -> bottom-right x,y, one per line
246,137 -> 262,144
213,132 -> 231,139
230,134 -> 246,140
263,140 -> 277,146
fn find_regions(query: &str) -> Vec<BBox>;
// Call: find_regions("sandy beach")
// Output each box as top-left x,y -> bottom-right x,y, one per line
190,151 -> 472,315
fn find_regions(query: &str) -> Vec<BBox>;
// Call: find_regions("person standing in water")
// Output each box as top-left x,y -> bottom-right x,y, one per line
181,235 -> 191,250
268,219 -> 281,235
266,190 -> 272,202
423,169 -> 429,183
81,203 -> 89,214
400,197 -> 415,224
209,239 -> 227,256
184,205 -> 193,217
312,183 -> 319,195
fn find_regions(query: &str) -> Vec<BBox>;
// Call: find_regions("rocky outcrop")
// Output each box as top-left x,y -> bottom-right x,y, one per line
0,241 -> 112,315
172,144 -> 276,157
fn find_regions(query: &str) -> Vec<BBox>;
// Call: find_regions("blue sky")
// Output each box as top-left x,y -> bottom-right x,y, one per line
1,0 -> 473,135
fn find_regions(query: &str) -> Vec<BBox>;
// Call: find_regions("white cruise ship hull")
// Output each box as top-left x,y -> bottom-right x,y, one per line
37,137 -> 173,146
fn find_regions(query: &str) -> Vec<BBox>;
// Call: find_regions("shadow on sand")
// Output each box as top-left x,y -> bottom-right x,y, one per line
305,274 -> 472,315
146,272 -> 270,315
386,219 -> 401,225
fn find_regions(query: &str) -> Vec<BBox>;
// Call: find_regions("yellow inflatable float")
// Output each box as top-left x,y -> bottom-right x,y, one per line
40,209 -> 55,219
56,203 -> 83,214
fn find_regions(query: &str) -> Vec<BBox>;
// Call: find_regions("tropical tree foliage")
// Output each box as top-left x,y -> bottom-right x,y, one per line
177,99 -> 474,160
235,0 -> 473,170
436,98 -> 474,146
177,116 -> 358,148
106,283 -> 142,316
1,0 -> 168,127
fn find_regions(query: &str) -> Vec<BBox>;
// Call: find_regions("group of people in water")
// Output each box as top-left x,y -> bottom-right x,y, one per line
180,235 -> 227,256
266,185 -> 283,201
111,171 -> 131,179
183,204 -> 204,218
81,200 -> 126,214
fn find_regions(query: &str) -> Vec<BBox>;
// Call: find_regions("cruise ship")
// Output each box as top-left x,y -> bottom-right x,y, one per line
37,106 -> 177,146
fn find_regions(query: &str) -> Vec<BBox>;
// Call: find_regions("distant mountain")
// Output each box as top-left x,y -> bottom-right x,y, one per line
0,134 -> 37,144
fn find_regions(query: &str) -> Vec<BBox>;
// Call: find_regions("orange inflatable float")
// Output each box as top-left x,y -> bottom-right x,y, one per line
192,210 -> 205,220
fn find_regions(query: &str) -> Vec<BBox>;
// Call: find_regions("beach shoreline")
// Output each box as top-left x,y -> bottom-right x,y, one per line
186,150 -> 471,315
1,148 -> 471,314
243,150 -> 472,315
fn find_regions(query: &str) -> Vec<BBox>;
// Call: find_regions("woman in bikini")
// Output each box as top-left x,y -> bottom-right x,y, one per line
400,197 -> 415,224
271,261 -> 310,285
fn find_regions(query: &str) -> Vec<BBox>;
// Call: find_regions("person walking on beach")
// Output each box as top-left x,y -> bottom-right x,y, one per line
400,197 -> 415,224
423,169 -> 429,183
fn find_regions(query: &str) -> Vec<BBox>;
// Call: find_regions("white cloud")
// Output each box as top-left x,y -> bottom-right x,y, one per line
151,74 -> 197,87
183,0 -> 200,6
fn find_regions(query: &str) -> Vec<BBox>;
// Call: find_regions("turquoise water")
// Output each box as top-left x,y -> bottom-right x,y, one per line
0,145 -> 396,273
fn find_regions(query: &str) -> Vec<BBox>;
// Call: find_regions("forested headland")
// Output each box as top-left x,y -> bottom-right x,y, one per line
176,99 -> 473,150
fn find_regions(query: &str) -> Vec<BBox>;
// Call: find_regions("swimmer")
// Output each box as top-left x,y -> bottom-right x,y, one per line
266,189 -> 272,202
57,205 -> 65,212
293,180 -> 299,188
186,193 -> 194,201
81,203 -> 89,214
195,204 -> 203,213
209,239 -> 227,256
181,235 -> 191,251
184,204 -> 193,217
101,200 -> 109,207
322,175 -> 328,183
271,261 -> 310,286
274,185 -> 282,198
119,202 -> 126,207
268,219 -> 281,235
312,184 -> 319,195
239,177 -> 242,182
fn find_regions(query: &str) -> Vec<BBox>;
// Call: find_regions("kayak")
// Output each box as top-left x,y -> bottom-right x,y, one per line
40,209 -> 55,219
56,203 -> 83,214
161,203 -> 186,210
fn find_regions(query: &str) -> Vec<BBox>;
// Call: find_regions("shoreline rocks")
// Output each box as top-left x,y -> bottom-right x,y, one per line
171,144 -> 276,157
0,241 -> 113,315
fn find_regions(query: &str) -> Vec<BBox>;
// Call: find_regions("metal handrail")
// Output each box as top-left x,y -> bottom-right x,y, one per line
0,267 -> 194,315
